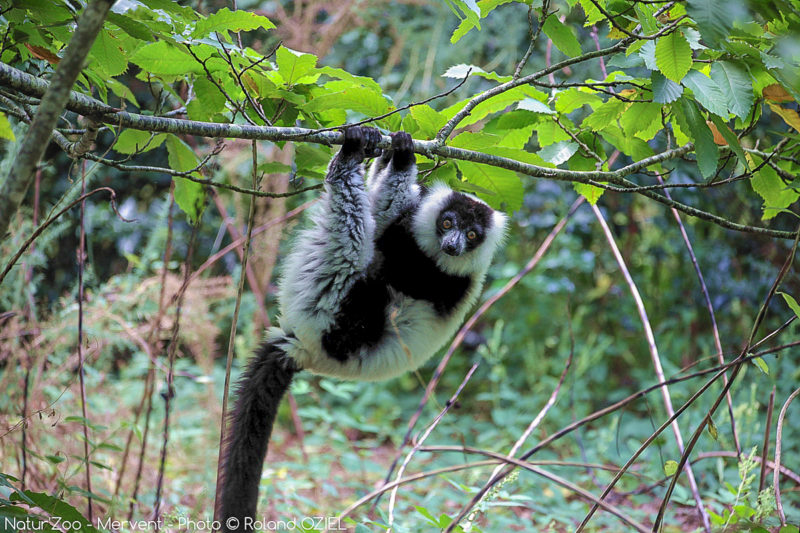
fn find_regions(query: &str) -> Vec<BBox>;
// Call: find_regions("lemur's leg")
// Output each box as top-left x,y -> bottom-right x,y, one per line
368,132 -> 420,235
309,127 -> 381,316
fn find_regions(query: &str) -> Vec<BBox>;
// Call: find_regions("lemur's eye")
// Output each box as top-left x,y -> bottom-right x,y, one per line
442,219 -> 453,229
467,230 -> 477,240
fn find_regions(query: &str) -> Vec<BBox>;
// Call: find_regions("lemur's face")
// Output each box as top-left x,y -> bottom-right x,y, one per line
435,193 -> 494,256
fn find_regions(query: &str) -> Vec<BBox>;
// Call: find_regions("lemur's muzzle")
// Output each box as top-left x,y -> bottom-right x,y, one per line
441,230 -> 465,256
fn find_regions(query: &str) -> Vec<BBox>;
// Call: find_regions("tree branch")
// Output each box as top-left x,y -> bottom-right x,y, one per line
1,61 -> 796,240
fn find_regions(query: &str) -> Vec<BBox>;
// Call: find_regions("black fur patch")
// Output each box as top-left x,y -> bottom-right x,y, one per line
321,210 -> 472,360
436,192 -> 493,251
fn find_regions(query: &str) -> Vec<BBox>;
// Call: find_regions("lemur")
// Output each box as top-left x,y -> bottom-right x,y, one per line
217,127 -> 507,530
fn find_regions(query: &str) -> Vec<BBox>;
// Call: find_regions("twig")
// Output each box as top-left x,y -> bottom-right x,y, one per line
0,187 -> 125,286
213,140 -> 260,521
774,386 -> 800,526
588,203 -> 710,532
658,173 -> 740,456
759,387 -> 775,492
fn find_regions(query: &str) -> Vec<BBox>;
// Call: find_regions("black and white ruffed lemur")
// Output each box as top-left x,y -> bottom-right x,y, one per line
217,127 -> 507,530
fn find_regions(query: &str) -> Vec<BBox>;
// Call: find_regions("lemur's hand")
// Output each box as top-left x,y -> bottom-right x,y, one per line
340,127 -> 382,161
390,131 -> 415,171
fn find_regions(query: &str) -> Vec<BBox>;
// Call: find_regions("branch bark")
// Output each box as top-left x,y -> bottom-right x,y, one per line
0,0 -> 114,238
1,61 -> 796,240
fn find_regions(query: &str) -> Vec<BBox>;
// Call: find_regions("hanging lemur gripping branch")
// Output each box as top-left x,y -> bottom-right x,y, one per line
216,127 -> 507,530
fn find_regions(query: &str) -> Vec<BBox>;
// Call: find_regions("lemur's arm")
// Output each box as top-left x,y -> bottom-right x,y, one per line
308,127 -> 381,316
368,132 -> 420,236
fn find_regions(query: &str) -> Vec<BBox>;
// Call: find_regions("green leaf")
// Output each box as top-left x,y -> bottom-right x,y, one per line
303,87 -> 390,117
442,87 -> 531,128
710,61 -> 754,119
518,98 -> 555,115
676,98 -> 719,178
777,291 -> 800,320
114,130 -> 166,154
140,0 -> 197,19
457,161 -> 523,211
192,7 -> 275,38
573,183 -> 604,205
579,0 -> 605,26
682,70 -> 728,116
542,16 -> 582,57
130,41 -> 208,76
655,30 -> 693,83
652,71 -> 684,104
89,31 -> 128,77
664,460 -> 679,476
410,105 -> 448,139
275,47 -> 318,85
10,491 -> 99,533
751,357 -> 769,375
443,63 -> 511,83
106,12 -> 155,41
317,66 -> 382,92
686,0 -> 746,47
749,157 -> 799,220
554,88 -> 602,114
620,102 -> 663,137
193,77 -> 226,114
0,112 -> 15,141
166,136 -> 205,223
582,99 -> 626,131
538,141 -> 578,165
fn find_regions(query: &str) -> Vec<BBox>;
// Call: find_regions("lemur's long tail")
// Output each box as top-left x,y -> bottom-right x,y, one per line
217,340 -> 298,532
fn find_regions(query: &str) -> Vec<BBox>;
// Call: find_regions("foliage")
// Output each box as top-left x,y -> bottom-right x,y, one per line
1,0 -> 800,532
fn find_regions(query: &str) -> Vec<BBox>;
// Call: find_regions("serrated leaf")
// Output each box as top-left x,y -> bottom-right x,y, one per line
166,136 -> 205,223
752,357 -> 769,375
579,0 -> 605,26
443,63 -> 511,83
303,87 -> 389,117
193,76 -> 226,115
89,31 -> 128,77
442,87 -> 531,128
652,71 -> 684,103
140,0 -> 198,18
106,12 -> 154,41
682,70 -> 728,116
543,16 -> 582,57
0,112 -> 15,141
554,88 -> 602,114
639,40 -> 658,70
114,130 -> 166,154
538,141 -> 578,165
517,98 -> 555,115
457,161 -> 523,211
410,105 -> 448,139
710,61 -> 754,119
583,99 -> 626,130
749,158 -> 799,220
620,102 -> 662,137
317,66 -> 382,92
130,41 -> 209,75
655,31 -> 693,83
573,182 -> 604,204
777,292 -> 800,320
686,0 -> 746,47
676,98 -> 719,179
275,47 -> 318,85
192,7 -> 274,38
664,460 -> 679,476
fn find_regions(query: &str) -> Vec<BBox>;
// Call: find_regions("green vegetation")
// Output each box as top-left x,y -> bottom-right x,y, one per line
0,0 -> 799,531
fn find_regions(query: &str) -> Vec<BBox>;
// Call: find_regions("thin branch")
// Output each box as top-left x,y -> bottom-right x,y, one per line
1,62 -> 797,239
589,203 -> 710,532
774,386 -> 800,526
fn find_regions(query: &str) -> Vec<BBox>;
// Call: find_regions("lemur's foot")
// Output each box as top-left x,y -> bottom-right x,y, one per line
390,131 -> 415,170
340,126 -> 382,161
